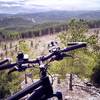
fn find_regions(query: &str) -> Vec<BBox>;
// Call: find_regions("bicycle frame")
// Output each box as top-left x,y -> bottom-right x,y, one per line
8,63 -> 62,100
8,76 -> 53,100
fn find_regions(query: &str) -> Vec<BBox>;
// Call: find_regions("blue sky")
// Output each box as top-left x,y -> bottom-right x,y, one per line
0,0 -> 100,13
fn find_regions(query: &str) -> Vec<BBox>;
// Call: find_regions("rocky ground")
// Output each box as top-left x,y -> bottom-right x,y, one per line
52,74 -> 100,100
21,73 -> 100,100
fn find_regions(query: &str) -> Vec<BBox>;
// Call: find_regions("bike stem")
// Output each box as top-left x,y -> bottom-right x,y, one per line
39,60 -> 47,79
39,61 -> 63,100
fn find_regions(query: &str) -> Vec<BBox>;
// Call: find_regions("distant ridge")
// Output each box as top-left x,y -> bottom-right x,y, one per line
0,10 -> 100,27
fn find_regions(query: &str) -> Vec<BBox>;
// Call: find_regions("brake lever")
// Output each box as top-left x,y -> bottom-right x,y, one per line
50,53 -> 73,61
8,68 -> 17,75
8,65 -> 28,75
8,63 -> 35,75
64,54 -> 73,58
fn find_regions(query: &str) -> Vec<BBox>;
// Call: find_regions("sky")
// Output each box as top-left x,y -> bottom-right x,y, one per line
0,0 -> 100,13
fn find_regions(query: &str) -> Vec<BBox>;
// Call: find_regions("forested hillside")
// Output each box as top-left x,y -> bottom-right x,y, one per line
0,19 -> 100,41
1,10 -> 100,42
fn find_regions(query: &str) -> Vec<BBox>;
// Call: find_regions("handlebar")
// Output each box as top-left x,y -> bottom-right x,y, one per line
0,43 -> 86,71
0,59 -> 9,65
61,43 -> 86,52
67,42 -> 86,46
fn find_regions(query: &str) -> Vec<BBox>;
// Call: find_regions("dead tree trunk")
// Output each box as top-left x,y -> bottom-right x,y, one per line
69,73 -> 73,91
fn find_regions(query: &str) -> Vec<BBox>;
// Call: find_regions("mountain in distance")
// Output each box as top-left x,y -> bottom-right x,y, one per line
0,10 -> 100,28
15,10 -> 91,22
77,10 -> 100,20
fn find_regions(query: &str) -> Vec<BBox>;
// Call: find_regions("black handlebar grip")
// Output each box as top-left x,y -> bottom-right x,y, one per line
67,42 -> 86,46
0,59 -> 9,65
61,43 -> 87,52
0,63 -> 17,70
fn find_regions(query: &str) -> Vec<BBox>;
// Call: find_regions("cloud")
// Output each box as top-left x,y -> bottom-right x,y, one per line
0,0 -> 100,13
0,0 -> 24,7
0,0 -> 50,13
22,0 -> 100,10
0,0 -> 47,8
